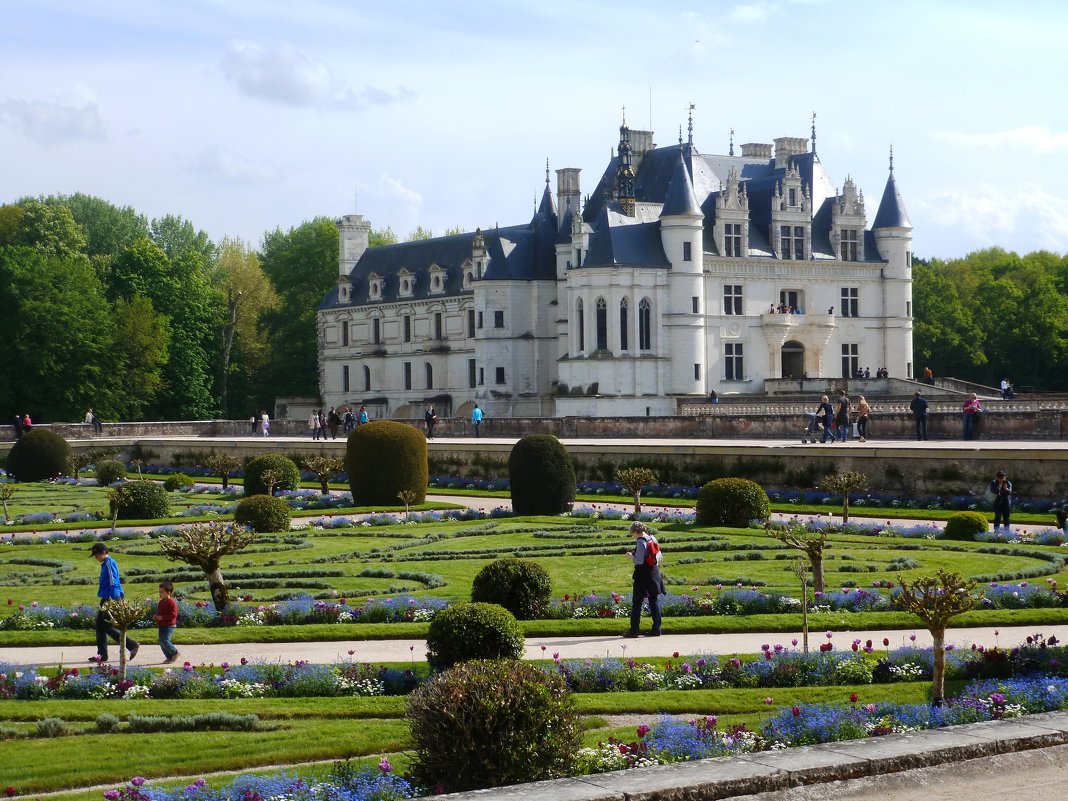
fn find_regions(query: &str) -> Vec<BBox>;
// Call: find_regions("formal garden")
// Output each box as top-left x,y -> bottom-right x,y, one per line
3,426 -> 1068,799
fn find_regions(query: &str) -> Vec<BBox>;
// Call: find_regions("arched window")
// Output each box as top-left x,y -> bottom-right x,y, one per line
639,298 -> 652,351
576,299 -> 585,353
595,297 -> 608,351
425,362 -> 434,389
619,297 -> 629,351
363,365 -> 371,392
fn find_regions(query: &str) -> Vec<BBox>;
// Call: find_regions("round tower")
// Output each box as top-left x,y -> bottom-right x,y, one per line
871,149 -> 914,379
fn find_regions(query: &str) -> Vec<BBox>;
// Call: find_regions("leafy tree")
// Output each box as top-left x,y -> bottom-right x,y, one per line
370,226 -> 397,246
893,570 -> 979,704
407,225 -> 434,241
912,258 -> 986,377
203,452 -> 241,490
40,193 -> 148,280
8,199 -> 88,260
765,522 -> 830,594
302,455 -> 344,495
111,295 -> 171,419
616,467 -> 657,514
159,522 -> 257,611
820,471 -> 868,523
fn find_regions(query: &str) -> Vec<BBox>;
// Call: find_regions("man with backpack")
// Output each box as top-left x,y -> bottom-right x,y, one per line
623,521 -> 665,638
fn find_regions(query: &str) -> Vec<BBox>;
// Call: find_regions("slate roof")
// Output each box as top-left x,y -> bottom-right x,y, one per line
873,171 -> 912,229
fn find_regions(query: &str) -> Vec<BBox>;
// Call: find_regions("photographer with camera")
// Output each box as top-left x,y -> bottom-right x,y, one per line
989,470 -> 1012,530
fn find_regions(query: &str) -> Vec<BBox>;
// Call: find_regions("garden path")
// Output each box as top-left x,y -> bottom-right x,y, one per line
3,624 -> 1066,668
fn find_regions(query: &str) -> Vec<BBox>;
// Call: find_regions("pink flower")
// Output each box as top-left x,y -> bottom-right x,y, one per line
637,724 -> 651,738
825,630 -> 833,639
791,638 -> 798,646
764,696 -> 774,705
378,758 -> 392,774
865,703 -> 877,713
909,633 -> 917,642
131,778 -> 146,787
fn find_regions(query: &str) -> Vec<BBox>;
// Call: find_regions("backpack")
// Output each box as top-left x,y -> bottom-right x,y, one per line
641,534 -> 663,568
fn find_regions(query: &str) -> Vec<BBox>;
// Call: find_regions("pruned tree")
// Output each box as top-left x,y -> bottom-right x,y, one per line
397,489 -> 419,520
821,471 -> 869,523
766,521 -> 830,594
0,481 -> 15,524
616,467 -> 657,515
159,522 -> 257,611
69,451 -> 95,481
203,451 -> 241,491
302,454 -> 344,495
130,458 -> 144,479
100,598 -> 144,681
106,484 -> 132,530
257,468 -> 283,497
893,569 -> 979,705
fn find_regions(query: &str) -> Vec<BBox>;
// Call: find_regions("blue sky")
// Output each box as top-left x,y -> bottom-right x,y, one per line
2,0 -> 1066,258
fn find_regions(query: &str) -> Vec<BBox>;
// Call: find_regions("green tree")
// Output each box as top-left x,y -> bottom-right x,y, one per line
407,225 -> 434,240
111,295 -> 171,419
258,218 -> 338,397
370,226 -> 397,246
912,258 -> 987,377
8,199 -> 88,261
820,471 -> 868,523
39,193 -> 148,281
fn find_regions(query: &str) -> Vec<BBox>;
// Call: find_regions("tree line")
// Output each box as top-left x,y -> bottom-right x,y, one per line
2,192 -> 1065,424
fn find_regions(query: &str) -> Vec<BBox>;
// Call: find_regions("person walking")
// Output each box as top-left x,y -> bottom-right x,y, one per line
152,581 -> 180,664
989,470 -> 1012,530
327,407 -> 341,439
471,403 -> 484,437
358,406 -> 369,426
12,413 -> 24,439
309,410 -> 321,440
856,395 -> 871,442
89,543 -> 139,664
834,389 -> 851,442
623,522 -> 665,638
909,391 -> 929,440
343,409 -> 355,434
816,395 -> 837,443
962,393 -> 981,440
424,405 -> 437,439
260,410 -> 270,437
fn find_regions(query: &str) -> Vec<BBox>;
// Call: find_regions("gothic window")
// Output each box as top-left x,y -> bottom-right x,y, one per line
780,226 -> 804,260
638,298 -> 652,351
723,285 -> 743,316
595,297 -> 608,351
841,343 -> 859,378
576,299 -> 585,352
841,287 -> 859,318
724,223 -> 743,257
619,297 -> 629,351
724,342 -> 744,381
841,229 -> 859,261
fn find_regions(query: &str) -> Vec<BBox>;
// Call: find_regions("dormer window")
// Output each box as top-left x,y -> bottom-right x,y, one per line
339,284 -> 349,303
840,229 -> 859,261
368,273 -> 383,301
429,265 -> 447,294
398,268 -> 414,298
462,260 -> 474,289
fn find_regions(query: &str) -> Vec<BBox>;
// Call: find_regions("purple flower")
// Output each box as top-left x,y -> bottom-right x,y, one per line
104,792 -> 121,801
130,778 -> 146,787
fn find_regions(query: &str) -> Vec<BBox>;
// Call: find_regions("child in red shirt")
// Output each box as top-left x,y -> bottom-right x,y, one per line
153,581 -> 179,664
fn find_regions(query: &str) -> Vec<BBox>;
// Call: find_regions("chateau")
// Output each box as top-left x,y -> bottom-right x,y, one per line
317,119 -> 912,419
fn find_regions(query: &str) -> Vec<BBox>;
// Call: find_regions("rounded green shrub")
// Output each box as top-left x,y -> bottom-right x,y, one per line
696,477 -> 771,527
5,429 -> 71,482
471,558 -> 552,620
116,480 -> 170,520
95,460 -> 128,486
243,455 -> 300,497
406,659 -> 578,792
943,510 -> 989,541
234,495 -> 292,533
425,602 -> 523,671
163,473 -> 194,492
508,434 -> 576,515
345,420 -> 427,506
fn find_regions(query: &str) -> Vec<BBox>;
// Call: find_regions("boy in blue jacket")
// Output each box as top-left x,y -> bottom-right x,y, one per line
90,543 -> 139,663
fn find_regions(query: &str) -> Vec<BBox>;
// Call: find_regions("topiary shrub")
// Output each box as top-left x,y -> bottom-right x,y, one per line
696,477 -> 771,527
425,602 -> 523,671
5,429 -> 71,482
95,459 -> 128,486
234,495 -> 292,533
116,480 -> 170,520
345,420 -> 427,506
508,434 -> 576,515
406,659 -> 578,793
471,558 -> 552,620
163,473 -> 194,492
243,455 -> 300,497
943,511 -> 989,541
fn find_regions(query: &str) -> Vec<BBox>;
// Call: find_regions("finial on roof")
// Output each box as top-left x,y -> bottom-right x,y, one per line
729,127 -> 734,157
811,111 -> 817,157
889,144 -> 894,173
678,125 -> 683,145
687,102 -> 695,147
621,104 -> 626,127
545,158 -> 550,187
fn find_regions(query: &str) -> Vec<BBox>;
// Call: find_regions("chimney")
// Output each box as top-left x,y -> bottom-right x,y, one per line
774,137 -> 808,168
556,168 -> 581,222
740,143 -> 773,159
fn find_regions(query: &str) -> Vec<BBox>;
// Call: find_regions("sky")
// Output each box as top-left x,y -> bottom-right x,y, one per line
2,0 -> 1067,259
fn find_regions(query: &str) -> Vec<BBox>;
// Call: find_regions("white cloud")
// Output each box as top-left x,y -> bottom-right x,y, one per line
374,174 -> 423,209
932,127 -> 1068,154
221,40 -> 413,109
0,98 -> 106,144
921,183 -> 1068,252
186,147 -> 284,184
730,2 -> 776,22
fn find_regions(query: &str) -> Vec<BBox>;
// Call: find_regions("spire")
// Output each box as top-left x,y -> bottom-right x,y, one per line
545,158 -> 550,187
615,112 -> 635,215
678,125 -> 683,145
687,102 -> 695,147
729,127 -> 734,157
661,146 -> 702,218
811,111 -> 817,159
873,149 -> 911,230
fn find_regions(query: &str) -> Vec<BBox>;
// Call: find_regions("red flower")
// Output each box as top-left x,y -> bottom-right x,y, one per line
5,786 -> 16,797
673,652 -> 680,659
849,692 -> 859,703
792,706 -> 801,717
883,638 -> 890,647
637,724 -> 651,738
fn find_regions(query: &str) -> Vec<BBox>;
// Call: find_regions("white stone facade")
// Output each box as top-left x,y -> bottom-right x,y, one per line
317,123 -> 912,419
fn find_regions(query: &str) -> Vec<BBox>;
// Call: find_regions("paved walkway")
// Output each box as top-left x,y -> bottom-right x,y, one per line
3,624 -> 1065,668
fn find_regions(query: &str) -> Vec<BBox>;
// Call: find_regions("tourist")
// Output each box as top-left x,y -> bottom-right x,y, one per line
623,522 -> 664,638
1000,378 -> 1014,400
709,389 -> 719,404
85,408 -> 103,434
22,413 -> 32,432
343,409 -> 355,434
327,407 -> 341,439
153,581 -> 180,664
962,393 -> 981,440
12,413 -> 24,439
260,410 -> 270,437
923,365 -> 934,385
909,391 -> 928,440
471,403 -> 484,437
989,470 -> 1012,529
358,406 -> 369,426
816,395 -> 836,443
89,543 -> 139,664
309,410 -> 321,440
250,414 -> 257,435
856,395 -> 871,443
834,389 -> 851,442
425,405 -> 437,438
